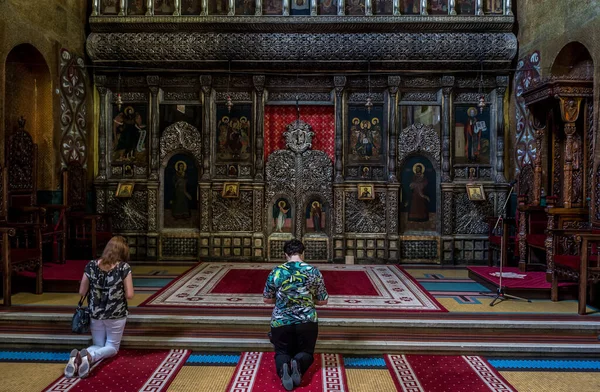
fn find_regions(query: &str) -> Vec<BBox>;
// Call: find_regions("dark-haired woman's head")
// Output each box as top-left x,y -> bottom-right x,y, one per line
283,239 -> 305,258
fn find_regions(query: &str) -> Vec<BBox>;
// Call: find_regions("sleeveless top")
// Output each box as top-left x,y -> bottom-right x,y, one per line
84,260 -> 132,320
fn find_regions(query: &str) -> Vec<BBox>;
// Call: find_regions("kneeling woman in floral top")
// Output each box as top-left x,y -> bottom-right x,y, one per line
64,236 -> 134,378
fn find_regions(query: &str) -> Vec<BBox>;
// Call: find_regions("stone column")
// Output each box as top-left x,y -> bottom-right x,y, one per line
256,0 -> 263,15
253,75 -> 266,180
337,0 -> 345,15
228,0 -> 235,15
201,0 -> 208,15
334,76 -> 347,183
119,0 -> 126,15
559,97 -> 583,209
365,0 -> 372,15
147,76 -> 160,180
441,76 -> 454,183
146,0 -> 153,15
174,0 -> 181,15
449,0 -> 456,15
387,76 -> 400,183
200,75 -> 212,180
505,0 -> 513,16
393,0 -> 400,15
420,0 -> 428,15
310,0 -> 317,15
475,0 -> 483,15
92,0 -> 100,16
283,0 -> 290,15
95,75 -> 108,181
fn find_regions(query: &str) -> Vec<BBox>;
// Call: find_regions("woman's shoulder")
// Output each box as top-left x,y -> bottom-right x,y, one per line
85,259 -> 99,270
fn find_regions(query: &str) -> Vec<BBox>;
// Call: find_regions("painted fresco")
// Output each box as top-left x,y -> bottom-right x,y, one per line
154,0 -> 175,14
401,0 -> 419,14
263,0 -> 283,14
128,0 -> 147,15
112,104 -> 148,166
484,0 -> 503,13
400,155 -> 437,233
455,105 -> 491,164
209,0 -> 229,14
102,0 -> 119,14
272,198 -> 293,233
181,0 -> 202,14
291,0 -> 311,15
305,200 -> 326,233
216,104 -> 252,163
236,0 -> 256,15
345,0 -> 365,15
429,0 -> 448,14
318,0 -> 337,15
347,105 -> 385,164
163,154 -> 199,229
456,0 -> 474,14
373,0 -> 393,15
160,104 -> 202,136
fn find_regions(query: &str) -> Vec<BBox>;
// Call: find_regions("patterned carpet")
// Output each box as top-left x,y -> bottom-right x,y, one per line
1,351 -> 599,392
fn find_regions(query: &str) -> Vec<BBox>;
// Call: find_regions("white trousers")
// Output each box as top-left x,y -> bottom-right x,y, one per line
86,317 -> 127,363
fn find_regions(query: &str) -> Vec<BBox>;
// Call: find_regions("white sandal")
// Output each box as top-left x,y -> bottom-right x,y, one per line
78,349 -> 92,378
64,349 -> 79,378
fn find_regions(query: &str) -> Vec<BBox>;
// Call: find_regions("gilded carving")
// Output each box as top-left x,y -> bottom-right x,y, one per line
398,123 -> 441,167
454,192 -> 493,234
159,121 -> 202,165
211,190 -> 254,232
200,187 -> 210,232
108,189 -> 149,231
148,188 -> 157,231
345,191 -> 386,233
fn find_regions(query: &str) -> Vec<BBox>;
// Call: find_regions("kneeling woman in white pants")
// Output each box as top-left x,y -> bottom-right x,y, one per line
64,236 -> 134,378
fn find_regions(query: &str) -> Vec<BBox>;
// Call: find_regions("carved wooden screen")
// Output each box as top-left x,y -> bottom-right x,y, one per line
64,161 -> 87,211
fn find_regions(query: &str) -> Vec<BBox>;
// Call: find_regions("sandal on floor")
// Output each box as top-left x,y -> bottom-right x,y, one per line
78,349 -> 92,379
64,349 -> 80,378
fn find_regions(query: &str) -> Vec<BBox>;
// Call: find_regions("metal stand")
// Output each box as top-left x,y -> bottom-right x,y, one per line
480,185 -> 531,306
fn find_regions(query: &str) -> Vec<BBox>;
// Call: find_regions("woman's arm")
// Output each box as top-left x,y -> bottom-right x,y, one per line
315,299 -> 328,306
263,298 -> 275,304
79,274 -> 90,296
123,273 -> 134,300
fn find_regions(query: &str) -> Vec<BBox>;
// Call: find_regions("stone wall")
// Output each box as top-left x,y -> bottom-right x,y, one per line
0,0 -> 89,189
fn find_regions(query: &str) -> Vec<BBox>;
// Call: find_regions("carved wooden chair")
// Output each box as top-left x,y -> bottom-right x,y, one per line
5,120 -> 67,264
0,166 -> 44,306
63,161 -> 112,259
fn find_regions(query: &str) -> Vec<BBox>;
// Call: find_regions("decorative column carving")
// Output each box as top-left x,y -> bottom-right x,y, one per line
420,0 -> 428,15
393,0 -> 400,15
283,0 -> 290,15
200,75 -> 212,180
517,195 -> 527,269
496,78 -> 507,182
442,187 -> 454,235
449,0 -> 456,15
334,76 -> 347,183
228,0 -> 235,15
505,0 -> 513,16
146,0 -> 153,15
387,76 -> 400,183
119,0 -> 126,15
310,0 -> 317,15
544,196 -> 557,277
365,0 -> 373,15
253,75 -> 266,180
147,75 -> 160,180
559,97 -> 583,209
441,76 -> 454,183
475,0 -> 483,15
92,0 -> 100,16
337,0 -> 345,15
174,0 -> 181,15
95,75 -> 108,180
532,123 -> 545,206
201,0 -> 208,15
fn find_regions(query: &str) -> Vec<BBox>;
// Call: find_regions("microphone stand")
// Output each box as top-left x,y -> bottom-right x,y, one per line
480,183 -> 531,306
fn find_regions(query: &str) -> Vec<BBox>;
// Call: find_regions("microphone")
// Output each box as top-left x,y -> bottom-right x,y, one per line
508,179 -> 517,187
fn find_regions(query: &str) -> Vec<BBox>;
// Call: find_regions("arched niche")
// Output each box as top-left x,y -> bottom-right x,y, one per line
551,42 -> 593,78
159,121 -> 202,231
4,44 -> 54,189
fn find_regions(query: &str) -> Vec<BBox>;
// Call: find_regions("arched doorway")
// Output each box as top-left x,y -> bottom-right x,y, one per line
4,44 -> 55,190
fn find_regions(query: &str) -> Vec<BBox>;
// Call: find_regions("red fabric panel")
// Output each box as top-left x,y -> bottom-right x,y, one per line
553,255 -> 581,271
210,268 -> 378,296
264,105 -> 335,161
526,234 -> 546,248
18,260 -> 88,281
467,266 -> 576,288
10,248 -> 40,263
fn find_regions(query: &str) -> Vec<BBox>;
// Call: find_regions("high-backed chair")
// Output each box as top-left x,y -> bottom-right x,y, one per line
63,161 -> 111,259
0,166 -> 43,305
5,119 -> 66,263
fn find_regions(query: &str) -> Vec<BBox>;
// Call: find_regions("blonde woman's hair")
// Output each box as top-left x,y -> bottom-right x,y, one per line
99,236 -> 130,269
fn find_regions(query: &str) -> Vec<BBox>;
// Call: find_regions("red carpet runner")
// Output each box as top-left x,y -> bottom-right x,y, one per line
385,354 -> 516,392
43,349 -> 190,392
227,352 -> 348,392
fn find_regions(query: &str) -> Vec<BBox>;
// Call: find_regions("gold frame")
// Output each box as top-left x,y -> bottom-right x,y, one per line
466,184 -> 486,201
115,182 -> 134,198
357,184 -> 375,200
222,182 -> 240,198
